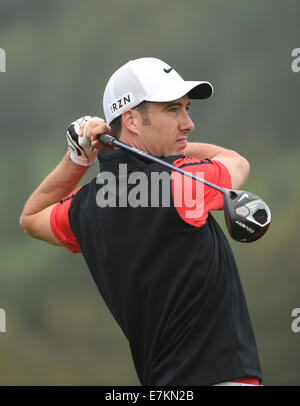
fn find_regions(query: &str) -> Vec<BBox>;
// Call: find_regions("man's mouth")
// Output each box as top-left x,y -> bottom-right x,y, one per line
176,137 -> 187,146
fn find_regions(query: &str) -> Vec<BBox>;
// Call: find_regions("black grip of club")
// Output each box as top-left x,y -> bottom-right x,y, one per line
98,133 -> 116,146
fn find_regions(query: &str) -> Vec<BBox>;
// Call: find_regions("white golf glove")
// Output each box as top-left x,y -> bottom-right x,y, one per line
66,116 -> 104,166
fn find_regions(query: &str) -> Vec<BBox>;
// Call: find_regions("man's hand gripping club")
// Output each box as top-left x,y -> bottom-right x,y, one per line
67,116 -> 113,166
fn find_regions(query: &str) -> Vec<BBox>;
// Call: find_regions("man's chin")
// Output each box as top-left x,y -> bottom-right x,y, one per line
173,140 -> 188,155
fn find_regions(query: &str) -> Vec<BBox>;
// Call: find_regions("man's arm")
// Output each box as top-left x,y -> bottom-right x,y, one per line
19,117 -> 112,246
19,152 -> 89,245
184,142 -> 250,190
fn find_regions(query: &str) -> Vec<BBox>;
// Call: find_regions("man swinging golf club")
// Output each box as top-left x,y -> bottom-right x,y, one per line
20,57 -> 264,386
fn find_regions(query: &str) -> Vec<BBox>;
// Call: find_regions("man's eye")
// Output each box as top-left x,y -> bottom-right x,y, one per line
169,107 -> 177,113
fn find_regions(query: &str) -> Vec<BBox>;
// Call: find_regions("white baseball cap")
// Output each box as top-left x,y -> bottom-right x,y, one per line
103,57 -> 213,124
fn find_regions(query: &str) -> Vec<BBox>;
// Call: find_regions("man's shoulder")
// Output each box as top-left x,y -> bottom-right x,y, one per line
172,156 -> 213,169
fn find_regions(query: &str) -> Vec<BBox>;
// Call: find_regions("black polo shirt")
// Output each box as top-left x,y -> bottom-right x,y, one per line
51,149 -> 262,385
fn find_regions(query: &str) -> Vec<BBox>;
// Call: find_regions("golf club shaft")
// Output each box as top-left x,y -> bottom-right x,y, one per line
98,134 -> 224,194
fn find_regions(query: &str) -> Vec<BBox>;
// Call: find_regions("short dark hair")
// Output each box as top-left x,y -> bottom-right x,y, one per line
110,101 -> 150,139
110,115 -> 122,139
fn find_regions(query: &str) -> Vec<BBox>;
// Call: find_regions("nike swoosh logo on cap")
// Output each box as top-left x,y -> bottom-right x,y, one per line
164,67 -> 173,73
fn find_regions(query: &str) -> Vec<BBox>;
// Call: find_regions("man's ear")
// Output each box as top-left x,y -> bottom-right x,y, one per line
122,109 -> 140,134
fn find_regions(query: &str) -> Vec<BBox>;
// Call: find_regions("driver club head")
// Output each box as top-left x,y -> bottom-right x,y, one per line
222,189 -> 271,243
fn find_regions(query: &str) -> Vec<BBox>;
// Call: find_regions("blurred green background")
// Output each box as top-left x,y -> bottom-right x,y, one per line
0,0 -> 299,386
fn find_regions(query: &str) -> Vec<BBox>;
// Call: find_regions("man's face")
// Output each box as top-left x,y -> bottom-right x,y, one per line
134,95 -> 195,157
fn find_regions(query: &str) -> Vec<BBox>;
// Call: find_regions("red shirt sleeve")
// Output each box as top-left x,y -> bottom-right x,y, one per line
171,157 -> 232,227
50,187 -> 83,253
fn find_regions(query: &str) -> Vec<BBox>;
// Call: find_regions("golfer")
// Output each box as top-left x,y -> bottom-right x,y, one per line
20,57 -> 262,386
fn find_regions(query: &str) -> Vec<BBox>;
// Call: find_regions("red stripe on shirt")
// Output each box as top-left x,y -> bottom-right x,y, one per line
171,157 -> 232,227
50,186 -> 83,253
231,377 -> 260,385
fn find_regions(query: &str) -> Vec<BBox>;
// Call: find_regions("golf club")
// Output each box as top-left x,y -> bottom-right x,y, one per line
98,134 -> 271,243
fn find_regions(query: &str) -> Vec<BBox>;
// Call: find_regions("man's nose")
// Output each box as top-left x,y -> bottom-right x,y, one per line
180,111 -> 195,133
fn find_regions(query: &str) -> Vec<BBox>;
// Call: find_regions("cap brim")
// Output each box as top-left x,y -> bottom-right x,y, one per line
145,81 -> 213,103
187,81 -> 214,99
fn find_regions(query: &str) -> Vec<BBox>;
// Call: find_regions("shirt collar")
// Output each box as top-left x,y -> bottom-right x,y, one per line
97,150 -> 185,174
